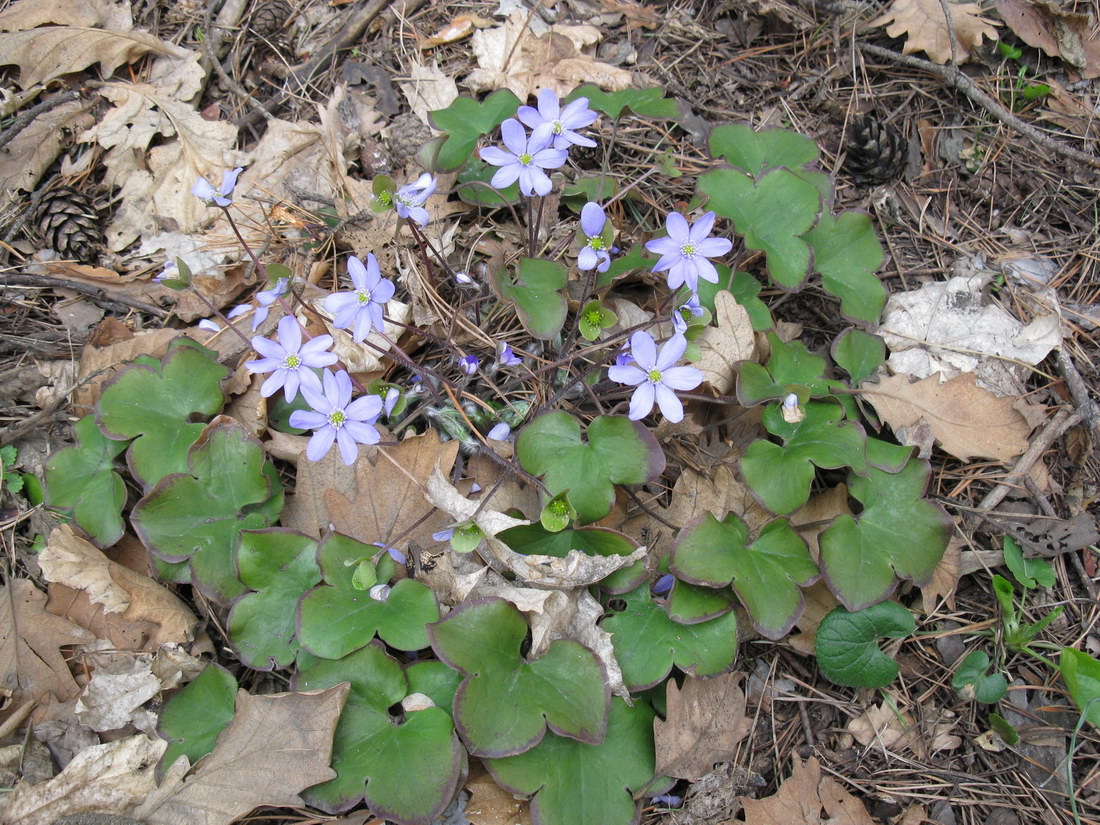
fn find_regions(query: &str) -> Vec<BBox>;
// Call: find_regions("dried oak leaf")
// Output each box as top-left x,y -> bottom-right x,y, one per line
0,0 -> 134,31
871,0 -> 999,64
1,733 -> 164,825
654,672 -> 751,781
39,525 -> 198,648
133,685 -> 347,825
742,756 -> 874,825
860,372 -> 1033,462
696,291 -> 755,395
995,0 -> 1100,77
0,579 -> 95,716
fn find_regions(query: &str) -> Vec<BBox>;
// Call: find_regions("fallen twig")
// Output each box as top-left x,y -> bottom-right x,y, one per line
976,408 -> 1083,512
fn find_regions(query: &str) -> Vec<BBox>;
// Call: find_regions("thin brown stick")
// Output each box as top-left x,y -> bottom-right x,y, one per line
1,272 -> 169,318
858,42 -> 1100,169
977,408 -> 1083,511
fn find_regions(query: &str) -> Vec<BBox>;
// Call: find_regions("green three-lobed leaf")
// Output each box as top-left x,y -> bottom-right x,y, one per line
44,414 -> 128,546
428,598 -> 610,757
517,412 -> 665,524
807,211 -> 886,325
492,257 -> 569,340
228,529 -> 321,670
428,88 -> 521,171
297,533 -> 439,658
295,644 -> 466,824
672,513 -> 817,638
601,583 -> 738,691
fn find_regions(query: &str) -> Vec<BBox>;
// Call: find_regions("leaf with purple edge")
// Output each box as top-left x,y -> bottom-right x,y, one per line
427,598 -> 609,757
671,513 -> 817,639
295,643 -> 466,823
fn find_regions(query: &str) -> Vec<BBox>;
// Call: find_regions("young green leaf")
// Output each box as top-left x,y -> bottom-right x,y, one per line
736,333 -> 832,406
157,663 -> 237,774
539,491 -> 577,532
671,513 -> 817,638
665,579 -> 735,624
428,89 -> 521,171
952,650 -> 1007,704
1059,649 -> 1100,728
698,167 -> 820,289
989,712 -> 1020,746
596,243 -> 654,289
44,414 -> 128,546
1002,535 -> 1055,590
485,698 -> 658,825
740,401 -> 867,515
295,644 -> 466,822
806,210 -> 886,324
601,582 -> 738,691
709,123 -> 819,176
427,598 -> 610,757
227,529 -> 321,670
297,533 -> 439,658
819,458 -> 951,610
497,522 -> 637,561
131,417 -> 283,604
489,257 -> 568,340
815,602 -> 915,688
568,85 -> 679,119
96,337 -> 228,488
516,412 -> 665,524
832,328 -> 886,386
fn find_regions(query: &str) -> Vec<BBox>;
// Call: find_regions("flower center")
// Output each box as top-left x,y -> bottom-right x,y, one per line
328,410 -> 347,428
586,235 -> 606,250
356,289 -> 373,305
283,353 -> 302,369
519,152 -> 534,166
375,190 -> 392,208
552,121 -> 565,135
549,498 -> 570,516
647,369 -> 663,384
583,309 -> 603,327
680,241 -> 697,258
395,192 -> 414,208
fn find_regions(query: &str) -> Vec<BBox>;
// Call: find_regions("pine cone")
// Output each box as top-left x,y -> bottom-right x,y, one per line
249,0 -> 293,39
34,186 -> 102,262
845,114 -> 906,185
387,113 -> 433,169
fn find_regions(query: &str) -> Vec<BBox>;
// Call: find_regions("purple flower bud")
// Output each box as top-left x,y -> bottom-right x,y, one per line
197,319 -> 221,332
486,422 -> 511,441
652,574 -> 674,595
372,542 -> 407,565
460,355 -> 479,375
432,528 -> 455,542
383,387 -> 400,417
497,342 -> 522,367
454,271 -> 474,285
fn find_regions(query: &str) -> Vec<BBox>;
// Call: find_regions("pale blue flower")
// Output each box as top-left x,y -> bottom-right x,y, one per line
454,271 -> 474,285
479,118 -> 568,197
432,528 -> 455,542
155,261 -> 177,283
578,202 -> 611,273
246,315 -> 337,402
486,422 -> 511,441
197,319 -> 221,332
372,542 -> 407,565
325,253 -> 395,342
192,167 -> 243,207
251,277 -> 289,329
290,369 -> 383,465
672,293 -> 705,333
607,331 -> 703,423
645,211 -> 732,293
460,355 -> 479,375
497,342 -> 522,367
517,89 -> 598,149
394,173 -> 435,226
383,387 -> 400,417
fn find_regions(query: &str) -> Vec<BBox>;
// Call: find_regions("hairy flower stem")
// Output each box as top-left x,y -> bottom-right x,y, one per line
217,204 -> 268,283
187,286 -> 253,349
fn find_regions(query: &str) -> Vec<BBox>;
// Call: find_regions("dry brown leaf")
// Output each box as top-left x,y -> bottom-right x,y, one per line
0,97 -> 95,202
1,733 -> 164,825
0,579 -> 95,717
39,526 -> 198,648
464,758 -> 532,825
81,81 -> 245,251
741,756 -> 874,825
789,484 -> 852,564
667,463 -> 770,533
399,61 -> 460,125
134,685 -> 347,825
418,12 -> 493,49
654,672 -> 751,781
861,372 -> 1033,462
847,699 -> 960,756
871,0 -> 998,64
995,0 -> 1100,77
696,291 -> 755,394
920,536 -> 962,613
0,27 -> 184,89
597,0 -> 662,30
0,0 -> 133,31
284,428 -> 459,551
787,580 -> 841,656
466,11 -> 631,99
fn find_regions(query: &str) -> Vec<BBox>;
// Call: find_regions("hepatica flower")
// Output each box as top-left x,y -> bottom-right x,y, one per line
479,118 -> 568,197
290,369 -> 383,465
394,173 -> 435,227
325,253 -> 395,342
460,355 -> 479,375
518,88 -> 598,149
246,315 -> 337,402
578,202 -> 611,273
672,292 -> 705,333
192,167 -> 243,207
608,331 -> 703,423
646,211 -> 732,294
496,342 -> 522,367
